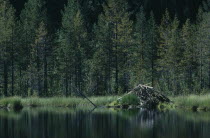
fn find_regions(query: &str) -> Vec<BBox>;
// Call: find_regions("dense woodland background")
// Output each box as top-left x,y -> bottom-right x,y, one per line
0,0 -> 209,97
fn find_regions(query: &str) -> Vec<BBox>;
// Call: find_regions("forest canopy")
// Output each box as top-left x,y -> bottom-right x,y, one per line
9,0 -> 204,31
0,0 -> 209,97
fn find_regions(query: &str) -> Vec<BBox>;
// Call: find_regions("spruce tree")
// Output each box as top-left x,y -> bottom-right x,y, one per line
59,0 -> 87,96
93,0 -> 133,94
158,10 -> 182,94
181,19 -> 198,93
19,0 -> 47,96
196,12 -> 210,90
146,12 -> 158,87
35,21 -> 49,96
0,0 -> 15,96
203,0 -> 210,12
132,6 -> 147,85
158,9 -> 172,93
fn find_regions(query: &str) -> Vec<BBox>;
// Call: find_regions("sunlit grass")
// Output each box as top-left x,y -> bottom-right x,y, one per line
108,93 -> 139,107
0,97 -> 23,110
88,96 -> 119,106
171,94 -> 210,110
0,96 -> 119,109
22,97 -> 83,107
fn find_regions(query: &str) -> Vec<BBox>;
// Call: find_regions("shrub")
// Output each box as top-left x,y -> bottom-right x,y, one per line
119,93 -> 139,106
13,100 -> 23,111
0,97 -> 23,111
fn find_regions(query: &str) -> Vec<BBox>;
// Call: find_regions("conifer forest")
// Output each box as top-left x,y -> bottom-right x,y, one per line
0,0 -> 210,97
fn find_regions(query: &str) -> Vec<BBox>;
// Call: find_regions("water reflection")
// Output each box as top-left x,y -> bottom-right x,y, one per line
0,108 -> 210,138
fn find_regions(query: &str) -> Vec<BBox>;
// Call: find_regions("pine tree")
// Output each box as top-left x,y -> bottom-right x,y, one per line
19,0 -> 47,96
158,10 -> 182,94
158,9 -> 172,93
35,22 -> 49,96
59,0 -> 87,96
93,0 -> 133,94
146,12 -> 158,87
196,12 -> 210,91
203,0 -> 210,12
90,23 -> 112,95
0,0 -> 15,96
181,19 -> 198,93
80,0 -> 105,32
132,6 -> 147,85
170,16 -> 183,94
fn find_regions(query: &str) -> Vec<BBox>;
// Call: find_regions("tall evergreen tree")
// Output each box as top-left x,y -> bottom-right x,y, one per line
196,11 -> 210,90
181,19 -> 198,93
0,0 -> 15,96
59,0 -> 87,96
132,6 -> 147,85
19,0 -> 47,96
158,10 -> 182,94
35,21 -> 49,96
146,12 -> 158,87
93,0 -> 133,94
203,0 -> 210,12
158,9 -> 172,93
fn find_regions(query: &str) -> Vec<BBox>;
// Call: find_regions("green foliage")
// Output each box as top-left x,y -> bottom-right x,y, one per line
0,97 -> 23,110
132,6 -> 147,85
0,0 -> 209,98
157,102 -> 175,111
109,93 -> 139,106
0,0 -> 15,97
16,0 -> 48,97
172,94 -> 210,110
119,93 -> 139,106
2,96 -> 118,108
0,0 -> 15,42
13,100 -> 23,111
20,0 -> 46,43
58,0 -> 88,96
157,10 -> 184,95
91,0 -> 133,95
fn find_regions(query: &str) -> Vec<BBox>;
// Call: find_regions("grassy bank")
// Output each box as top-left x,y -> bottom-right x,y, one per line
2,94 -> 210,112
0,96 -> 119,110
169,94 -> 210,111
0,97 -> 23,110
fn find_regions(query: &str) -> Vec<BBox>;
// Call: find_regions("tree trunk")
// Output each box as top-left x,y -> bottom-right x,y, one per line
19,66 -> 22,96
151,46 -> 155,87
44,45 -> 48,96
115,22 -> 119,94
209,59 -> 210,89
200,44 -> 203,90
4,61 -> 8,97
65,57 -> 68,97
11,53 -> 14,96
11,28 -> 15,96
37,44 -> 41,96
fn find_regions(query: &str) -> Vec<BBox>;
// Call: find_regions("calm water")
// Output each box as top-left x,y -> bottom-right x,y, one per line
0,108 -> 210,138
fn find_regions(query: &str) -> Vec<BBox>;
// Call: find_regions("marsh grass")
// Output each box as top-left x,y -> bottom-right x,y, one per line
22,97 -> 84,107
88,96 -> 119,106
119,93 -> 139,105
171,94 -> 210,110
0,97 -> 23,111
0,96 -> 119,109
108,93 -> 139,107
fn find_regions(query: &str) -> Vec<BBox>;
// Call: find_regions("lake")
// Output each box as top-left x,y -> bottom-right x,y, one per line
0,108 -> 210,138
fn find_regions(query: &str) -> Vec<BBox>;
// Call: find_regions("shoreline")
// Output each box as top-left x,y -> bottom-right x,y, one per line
158,94 -> 210,112
1,94 -> 210,112
0,96 -> 119,111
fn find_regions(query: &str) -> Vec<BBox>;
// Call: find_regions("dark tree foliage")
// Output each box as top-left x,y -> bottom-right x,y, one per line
0,0 -> 209,97
9,0 -> 204,28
